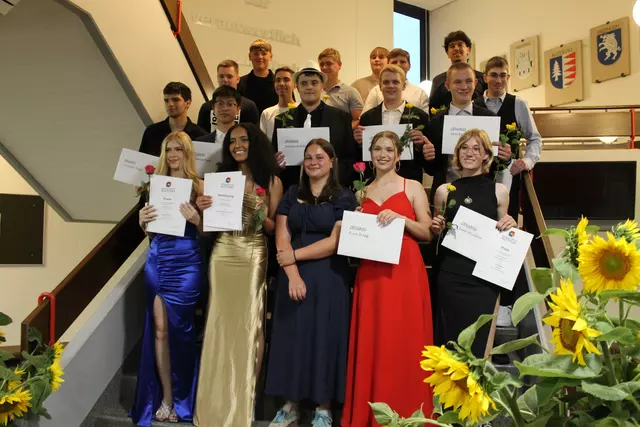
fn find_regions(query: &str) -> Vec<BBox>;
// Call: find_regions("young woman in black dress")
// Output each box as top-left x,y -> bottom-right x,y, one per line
430,129 -> 517,357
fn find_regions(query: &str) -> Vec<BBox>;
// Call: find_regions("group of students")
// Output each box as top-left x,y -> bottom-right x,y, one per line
132,30 -> 542,427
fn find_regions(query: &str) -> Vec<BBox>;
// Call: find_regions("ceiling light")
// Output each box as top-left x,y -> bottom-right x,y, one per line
599,136 -> 617,143
634,0 -> 640,26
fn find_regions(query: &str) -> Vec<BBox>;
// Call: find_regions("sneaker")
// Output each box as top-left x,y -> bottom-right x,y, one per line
497,305 -> 513,327
269,408 -> 298,427
311,410 -> 332,427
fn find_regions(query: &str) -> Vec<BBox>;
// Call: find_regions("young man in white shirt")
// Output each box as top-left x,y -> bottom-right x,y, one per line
260,66 -> 297,142
351,46 -> 389,103
318,48 -> 364,128
362,48 -> 429,114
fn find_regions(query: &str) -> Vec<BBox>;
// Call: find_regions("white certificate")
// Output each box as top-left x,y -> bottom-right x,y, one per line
192,140 -> 224,177
442,115 -> 501,155
203,171 -> 246,232
113,149 -> 159,186
337,211 -> 405,265
441,205 -> 500,262
277,127 -> 330,166
146,175 -> 192,237
362,124 -> 414,162
472,228 -> 533,290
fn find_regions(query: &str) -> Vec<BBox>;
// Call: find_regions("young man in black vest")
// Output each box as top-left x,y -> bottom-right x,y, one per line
272,60 -> 357,191
139,82 -> 206,156
355,64 -> 432,184
474,56 -> 542,328
197,60 -> 259,132
474,56 -> 542,219
238,39 -> 279,116
424,62 -> 511,202
429,31 -> 487,112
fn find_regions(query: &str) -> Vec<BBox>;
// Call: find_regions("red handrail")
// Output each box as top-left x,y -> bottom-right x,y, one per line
173,0 -> 182,37
37,292 -> 57,346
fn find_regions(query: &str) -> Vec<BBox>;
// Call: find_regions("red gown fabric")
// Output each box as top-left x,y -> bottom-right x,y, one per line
342,183 -> 434,427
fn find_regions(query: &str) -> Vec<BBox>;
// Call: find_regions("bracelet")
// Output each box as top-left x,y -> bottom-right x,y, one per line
292,249 -> 297,263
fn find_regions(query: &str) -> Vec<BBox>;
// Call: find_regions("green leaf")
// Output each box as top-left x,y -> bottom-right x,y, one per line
524,413 -> 554,427
0,350 -> 14,362
0,312 -> 12,326
515,353 -> 602,379
0,364 -> 20,381
434,410 -> 461,425
541,228 -> 570,238
37,406 -> 52,420
27,377 -> 52,412
28,327 -> 43,348
488,371 -> 523,389
21,351 -> 49,370
552,257 -> 580,282
512,291 -> 546,326
491,333 -> 540,355
457,314 -> 495,350
614,381 -> 640,396
409,405 -> 424,419
593,417 -> 625,427
596,327 -> 636,344
530,268 -> 554,294
581,381 -> 628,401
585,225 -> 600,234
598,290 -> 640,303
369,402 -> 394,425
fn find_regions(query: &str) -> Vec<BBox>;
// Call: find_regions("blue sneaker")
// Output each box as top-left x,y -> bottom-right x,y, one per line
311,410 -> 332,427
269,408 -> 298,427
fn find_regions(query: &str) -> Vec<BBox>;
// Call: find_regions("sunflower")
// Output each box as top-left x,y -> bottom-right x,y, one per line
53,342 -> 64,361
578,232 -> 640,294
543,279 -> 601,366
49,360 -> 64,393
575,216 -> 590,246
421,345 -> 495,422
0,329 -> 5,344
6,370 -> 25,394
614,219 -> 640,244
0,388 -> 32,426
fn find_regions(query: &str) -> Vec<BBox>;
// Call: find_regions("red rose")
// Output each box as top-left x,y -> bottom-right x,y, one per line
353,162 -> 366,173
256,186 -> 266,197
145,165 -> 156,175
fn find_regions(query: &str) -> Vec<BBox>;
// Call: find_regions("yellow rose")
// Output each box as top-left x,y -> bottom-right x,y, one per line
447,184 -> 456,192
506,122 -> 517,132
406,103 -> 414,108
430,107 -> 437,115
323,94 -> 329,100
287,103 -> 296,109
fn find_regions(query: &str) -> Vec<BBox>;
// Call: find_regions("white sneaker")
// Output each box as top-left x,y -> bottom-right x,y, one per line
269,407 -> 299,427
497,305 -> 513,327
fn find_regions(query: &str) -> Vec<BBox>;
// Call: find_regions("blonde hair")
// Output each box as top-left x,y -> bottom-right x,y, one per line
318,48 -> 341,63
250,39 -> 272,53
378,64 -> 406,84
156,131 -> 200,195
452,129 -> 493,173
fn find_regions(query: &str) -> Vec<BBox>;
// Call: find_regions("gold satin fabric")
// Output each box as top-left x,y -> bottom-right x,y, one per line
194,192 -> 267,427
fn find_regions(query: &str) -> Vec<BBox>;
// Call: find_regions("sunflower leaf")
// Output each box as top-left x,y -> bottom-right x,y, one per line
369,402 -> 394,425
541,228 -> 570,238
0,350 -> 14,362
596,327 -> 636,344
512,291 -> 546,326
434,410 -> 461,425
614,381 -> 640,396
523,413 -> 554,427
530,268 -> 553,294
515,353 -> 603,379
488,371 -> 523,390
0,312 -> 12,326
552,258 -> 580,282
581,381 -> 628,401
27,377 -> 52,413
457,314 -> 495,351
491,334 -> 540,355
597,290 -> 640,303
0,364 -> 20,381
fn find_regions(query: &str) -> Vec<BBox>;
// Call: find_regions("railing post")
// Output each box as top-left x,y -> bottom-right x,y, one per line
37,292 -> 56,345
173,0 -> 182,38
630,108 -> 636,149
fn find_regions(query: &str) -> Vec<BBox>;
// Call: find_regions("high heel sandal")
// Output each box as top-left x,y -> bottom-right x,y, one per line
155,401 -> 178,423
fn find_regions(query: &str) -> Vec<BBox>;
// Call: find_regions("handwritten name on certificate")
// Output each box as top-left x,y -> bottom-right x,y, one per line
277,127 -> 330,166
192,140 -> 223,177
361,124 -> 414,162
441,206 -> 498,262
472,228 -> 534,290
113,149 -> 159,186
442,116 -> 500,155
337,211 -> 405,264
203,171 -> 245,232
146,175 -> 192,237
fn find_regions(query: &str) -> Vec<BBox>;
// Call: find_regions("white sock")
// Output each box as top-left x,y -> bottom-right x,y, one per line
282,402 -> 293,413
316,408 -> 331,418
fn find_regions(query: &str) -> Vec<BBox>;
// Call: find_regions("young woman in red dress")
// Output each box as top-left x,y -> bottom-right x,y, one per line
342,131 -> 434,427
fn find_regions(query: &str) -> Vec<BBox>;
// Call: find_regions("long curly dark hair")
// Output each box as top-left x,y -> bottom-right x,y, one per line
218,123 -> 279,190
297,139 -> 341,204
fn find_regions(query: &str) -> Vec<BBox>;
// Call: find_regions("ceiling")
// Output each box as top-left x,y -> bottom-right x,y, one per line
399,0 -> 456,11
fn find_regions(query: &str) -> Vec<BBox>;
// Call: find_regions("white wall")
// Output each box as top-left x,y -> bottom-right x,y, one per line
429,0 -> 640,107
184,0 -> 394,89
0,156 -> 113,348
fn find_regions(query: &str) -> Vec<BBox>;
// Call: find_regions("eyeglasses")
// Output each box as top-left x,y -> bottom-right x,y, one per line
488,72 -> 509,79
214,100 -> 238,108
460,146 -> 483,155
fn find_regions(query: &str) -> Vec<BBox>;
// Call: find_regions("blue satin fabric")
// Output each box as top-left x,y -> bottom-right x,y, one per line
130,223 -> 201,426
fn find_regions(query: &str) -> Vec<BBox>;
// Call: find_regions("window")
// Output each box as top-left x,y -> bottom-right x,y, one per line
393,1 -> 427,84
